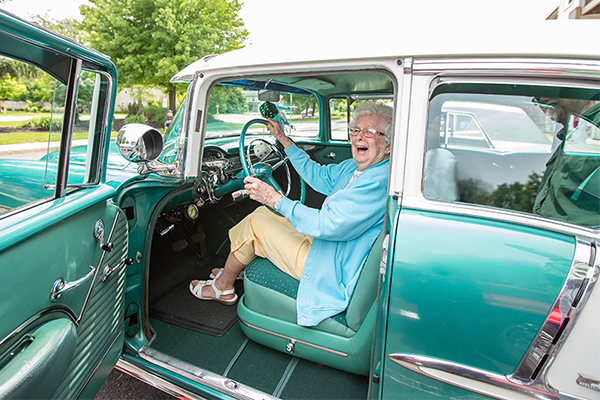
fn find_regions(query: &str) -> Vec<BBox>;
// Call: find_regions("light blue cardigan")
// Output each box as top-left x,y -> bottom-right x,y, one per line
277,144 -> 389,326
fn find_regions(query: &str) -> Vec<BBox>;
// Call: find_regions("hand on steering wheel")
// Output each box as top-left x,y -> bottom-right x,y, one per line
244,176 -> 282,209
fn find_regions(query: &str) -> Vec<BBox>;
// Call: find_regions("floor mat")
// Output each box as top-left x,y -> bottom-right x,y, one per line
150,280 -> 244,336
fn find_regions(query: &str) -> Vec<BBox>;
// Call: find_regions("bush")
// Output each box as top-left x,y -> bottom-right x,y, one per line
124,114 -> 147,124
20,115 -> 62,131
140,104 -> 167,126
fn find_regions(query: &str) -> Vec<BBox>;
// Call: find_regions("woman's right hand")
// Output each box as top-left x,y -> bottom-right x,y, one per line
266,118 -> 293,149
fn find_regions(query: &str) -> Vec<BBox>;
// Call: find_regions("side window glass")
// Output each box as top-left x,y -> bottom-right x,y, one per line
0,60 -> 107,216
424,86 -> 600,228
330,97 -> 394,141
43,69 -> 108,187
0,57 -> 62,213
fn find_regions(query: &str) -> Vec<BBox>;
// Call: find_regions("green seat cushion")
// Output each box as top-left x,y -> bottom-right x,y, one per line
244,258 -> 348,327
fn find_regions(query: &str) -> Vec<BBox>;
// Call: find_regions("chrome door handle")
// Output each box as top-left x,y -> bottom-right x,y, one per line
50,266 -> 95,302
323,152 -> 336,160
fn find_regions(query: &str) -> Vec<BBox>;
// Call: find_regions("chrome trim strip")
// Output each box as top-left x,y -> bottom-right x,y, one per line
137,346 -> 278,400
239,319 -> 348,357
402,198 -> 599,240
388,354 -> 559,400
77,209 -> 123,323
412,58 -> 600,77
116,358 -> 206,400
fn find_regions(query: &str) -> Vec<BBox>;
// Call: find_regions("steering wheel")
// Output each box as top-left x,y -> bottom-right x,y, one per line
238,118 -> 305,204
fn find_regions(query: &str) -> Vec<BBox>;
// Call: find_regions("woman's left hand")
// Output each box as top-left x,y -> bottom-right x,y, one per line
244,176 -> 283,209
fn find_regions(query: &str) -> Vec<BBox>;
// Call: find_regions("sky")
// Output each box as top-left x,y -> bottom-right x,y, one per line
0,0 -> 559,46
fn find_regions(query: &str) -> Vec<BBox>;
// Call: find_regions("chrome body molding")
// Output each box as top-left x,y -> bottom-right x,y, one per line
137,345 -> 279,400
388,354 -> 559,400
402,197 -> 599,241
389,239 -> 599,400
240,320 -> 348,357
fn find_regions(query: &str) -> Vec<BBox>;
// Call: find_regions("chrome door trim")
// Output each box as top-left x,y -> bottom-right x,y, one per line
136,346 -> 278,400
240,319 -> 348,357
116,358 -> 206,400
388,353 -> 560,400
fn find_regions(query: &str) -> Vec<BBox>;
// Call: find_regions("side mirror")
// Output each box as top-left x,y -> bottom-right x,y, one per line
116,123 -> 164,163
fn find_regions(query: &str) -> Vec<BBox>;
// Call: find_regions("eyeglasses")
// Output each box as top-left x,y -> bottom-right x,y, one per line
349,127 -> 385,138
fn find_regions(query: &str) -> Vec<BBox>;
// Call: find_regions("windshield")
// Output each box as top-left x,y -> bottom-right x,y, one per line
205,84 -> 320,139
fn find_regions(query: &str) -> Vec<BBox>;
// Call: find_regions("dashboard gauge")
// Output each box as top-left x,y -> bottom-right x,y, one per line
196,198 -> 205,208
185,203 -> 199,220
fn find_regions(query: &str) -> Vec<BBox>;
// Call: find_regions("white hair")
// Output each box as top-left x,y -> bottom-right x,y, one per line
348,101 -> 393,143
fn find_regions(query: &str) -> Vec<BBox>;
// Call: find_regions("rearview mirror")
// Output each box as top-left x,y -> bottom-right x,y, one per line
258,90 -> 280,102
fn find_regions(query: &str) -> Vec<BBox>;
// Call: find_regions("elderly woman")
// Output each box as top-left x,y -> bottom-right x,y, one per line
190,101 -> 392,327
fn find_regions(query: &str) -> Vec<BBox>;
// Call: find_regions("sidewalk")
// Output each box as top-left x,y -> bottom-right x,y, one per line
0,139 -> 89,156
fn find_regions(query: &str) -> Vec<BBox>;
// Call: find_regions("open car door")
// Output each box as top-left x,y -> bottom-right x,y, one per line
0,11 -> 126,399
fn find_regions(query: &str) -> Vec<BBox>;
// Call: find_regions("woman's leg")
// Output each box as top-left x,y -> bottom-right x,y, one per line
191,206 -> 311,302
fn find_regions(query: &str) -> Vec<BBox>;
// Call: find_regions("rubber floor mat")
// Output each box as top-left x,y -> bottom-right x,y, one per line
149,280 -> 244,337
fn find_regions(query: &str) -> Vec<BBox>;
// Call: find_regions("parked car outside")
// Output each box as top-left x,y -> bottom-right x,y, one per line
0,9 -> 599,400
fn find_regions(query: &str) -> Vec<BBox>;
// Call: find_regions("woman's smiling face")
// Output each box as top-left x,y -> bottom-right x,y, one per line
351,114 -> 391,171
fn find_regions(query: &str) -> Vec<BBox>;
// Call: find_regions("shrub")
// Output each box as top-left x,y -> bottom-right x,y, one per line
124,114 -> 147,124
140,104 -> 167,126
20,115 -> 62,131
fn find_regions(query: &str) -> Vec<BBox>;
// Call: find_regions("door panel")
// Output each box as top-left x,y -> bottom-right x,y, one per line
380,209 -> 576,399
0,319 -> 77,399
0,187 -> 128,399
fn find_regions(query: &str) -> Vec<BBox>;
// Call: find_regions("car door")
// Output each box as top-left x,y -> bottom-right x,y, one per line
371,60 -> 599,399
0,12 -> 126,399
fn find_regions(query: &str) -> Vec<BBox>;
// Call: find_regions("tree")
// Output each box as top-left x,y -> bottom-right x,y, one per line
0,74 -> 27,101
80,0 -> 248,111
31,14 -> 88,43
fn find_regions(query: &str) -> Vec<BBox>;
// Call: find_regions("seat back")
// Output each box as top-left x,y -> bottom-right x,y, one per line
345,230 -> 384,331
423,148 -> 459,201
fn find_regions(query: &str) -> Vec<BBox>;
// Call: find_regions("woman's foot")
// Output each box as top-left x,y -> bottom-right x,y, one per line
189,270 -> 238,305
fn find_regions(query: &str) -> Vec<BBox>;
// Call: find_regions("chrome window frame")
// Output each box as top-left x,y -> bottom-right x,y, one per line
397,58 -> 600,238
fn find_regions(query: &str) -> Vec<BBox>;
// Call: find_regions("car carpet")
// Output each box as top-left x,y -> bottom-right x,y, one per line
149,279 -> 244,337
149,319 -> 368,400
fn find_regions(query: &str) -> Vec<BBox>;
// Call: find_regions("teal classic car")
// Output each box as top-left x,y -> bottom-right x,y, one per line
1,10 -> 599,400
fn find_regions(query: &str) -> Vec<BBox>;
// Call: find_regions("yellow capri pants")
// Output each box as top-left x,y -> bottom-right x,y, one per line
229,206 -> 313,280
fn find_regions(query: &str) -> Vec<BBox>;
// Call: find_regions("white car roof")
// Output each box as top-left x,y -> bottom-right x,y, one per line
172,20 -> 600,82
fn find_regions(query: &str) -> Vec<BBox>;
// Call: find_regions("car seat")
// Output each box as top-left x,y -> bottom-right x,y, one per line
237,231 -> 384,375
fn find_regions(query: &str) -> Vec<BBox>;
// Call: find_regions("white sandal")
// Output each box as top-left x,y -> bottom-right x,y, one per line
189,269 -> 238,305
209,268 -> 244,281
